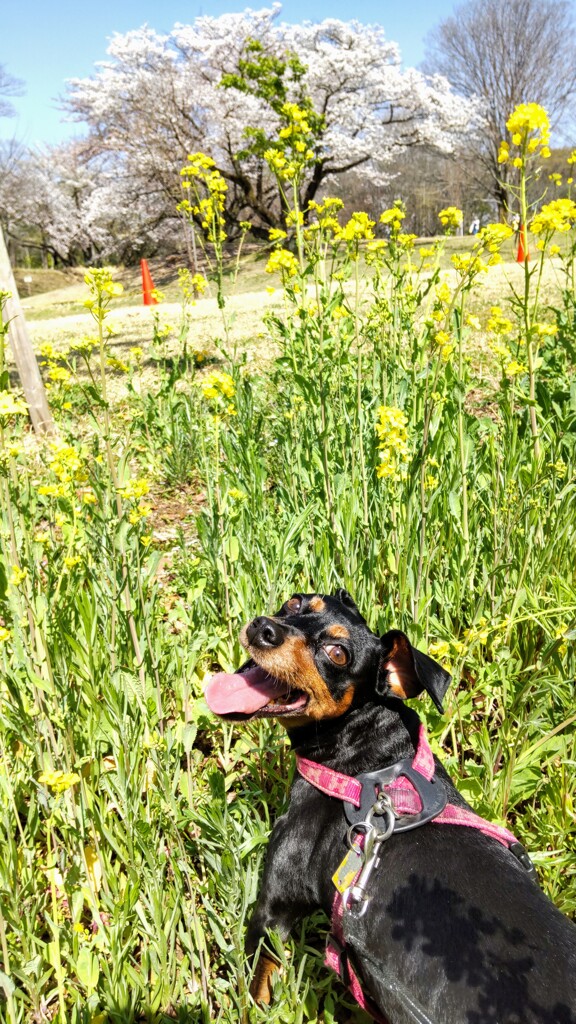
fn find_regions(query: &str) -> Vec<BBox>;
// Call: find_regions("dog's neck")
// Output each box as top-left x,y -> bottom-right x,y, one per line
286,700 -> 421,775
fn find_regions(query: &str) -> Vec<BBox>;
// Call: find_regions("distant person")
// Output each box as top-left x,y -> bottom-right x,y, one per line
469,217 -> 480,235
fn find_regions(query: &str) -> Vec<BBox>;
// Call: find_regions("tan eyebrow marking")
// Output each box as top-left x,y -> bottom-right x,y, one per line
325,624 -> 350,639
309,596 -> 326,613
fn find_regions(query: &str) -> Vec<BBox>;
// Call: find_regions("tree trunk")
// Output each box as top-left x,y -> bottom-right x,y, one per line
0,227 -> 56,434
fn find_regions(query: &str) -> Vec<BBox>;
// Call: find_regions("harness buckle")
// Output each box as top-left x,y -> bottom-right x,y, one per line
343,758 -> 447,833
509,841 -> 539,885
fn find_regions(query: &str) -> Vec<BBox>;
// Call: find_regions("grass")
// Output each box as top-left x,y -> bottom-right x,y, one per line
0,194 -> 575,1024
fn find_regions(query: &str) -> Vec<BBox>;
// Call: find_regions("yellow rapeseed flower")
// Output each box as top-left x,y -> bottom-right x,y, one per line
499,104 -> 550,169
506,103 -> 550,144
0,391 -> 28,418
505,360 -> 527,377
336,212 -> 375,243
200,371 -> 236,403
438,207 -> 463,234
84,268 -> 124,298
265,249 -> 300,279
9,566 -> 27,588
531,198 -> 576,235
128,503 -> 152,525
38,770 -> 81,793
375,406 -> 410,481
63,556 -> 81,571
118,478 -> 151,501
380,202 -> 407,235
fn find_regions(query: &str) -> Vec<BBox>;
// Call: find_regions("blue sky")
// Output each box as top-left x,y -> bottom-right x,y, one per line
1,0 -> 459,147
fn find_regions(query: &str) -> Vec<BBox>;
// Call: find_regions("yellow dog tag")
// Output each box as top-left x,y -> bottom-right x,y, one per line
332,845 -> 363,894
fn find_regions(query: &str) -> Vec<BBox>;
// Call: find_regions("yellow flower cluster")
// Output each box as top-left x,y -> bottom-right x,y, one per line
35,444 -> 86,501
426,281 -> 451,333
498,103 -> 551,166
308,198 -> 344,216
0,626 -> 11,643
265,248 -> 300,279
451,252 -> 487,277
303,198 -> 344,242
193,348 -> 211,364
48,443 -> 85,486
0,391 -> 28,419
269,227 -> 288,244
438,207 -> 463,234
336,211 -> 375,243
107,357 -> 129,374
380,201 -> 407,235
118,478 -> 150,501
9,565 -> 27,588
365,239 -> 389,267
264,102 -> 317,181
477,223 -> 513,253
450,222 -> 511,281
84,269 -> 124,314
375,406 -> 410,481
38,769 -> 81,793
179,268 -> 208,299
530,198 -> 576,235
48,366 -> 72,385
486,309 -> 527,376
487,306 -> 514,335
128,503 -> 152,525
39,341 -> 75,391
200,370 -> 236,411
432,329 -> 454,363
180,153 -> 228,244
504,359 -> 527,378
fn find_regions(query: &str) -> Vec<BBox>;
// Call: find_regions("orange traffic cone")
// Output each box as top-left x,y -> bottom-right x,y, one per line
141,259 -> 158,305
516,224 -> 529,263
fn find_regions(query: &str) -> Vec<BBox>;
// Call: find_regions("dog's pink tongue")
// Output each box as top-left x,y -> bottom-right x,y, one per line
205,666 -> 282,715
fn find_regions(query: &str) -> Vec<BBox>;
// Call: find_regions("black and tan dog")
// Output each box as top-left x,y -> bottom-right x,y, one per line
205,590 -> 576,1023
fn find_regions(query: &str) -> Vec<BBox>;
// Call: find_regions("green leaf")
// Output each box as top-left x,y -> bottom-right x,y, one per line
448,490 -> 461,520
225,536 -> 239,563
0,970 -> 15,997
76,947 -> 99,994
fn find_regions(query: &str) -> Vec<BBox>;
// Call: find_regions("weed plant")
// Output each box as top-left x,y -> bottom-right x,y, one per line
0,104 -> 575,1022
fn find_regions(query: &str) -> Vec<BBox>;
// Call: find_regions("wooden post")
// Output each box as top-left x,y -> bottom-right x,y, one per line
0,226 -> 55,434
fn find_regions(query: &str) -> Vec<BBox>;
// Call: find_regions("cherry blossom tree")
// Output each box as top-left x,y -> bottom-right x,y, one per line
0,64 -> 23,119
64,7 -> 478,241
0,142 -> 113,266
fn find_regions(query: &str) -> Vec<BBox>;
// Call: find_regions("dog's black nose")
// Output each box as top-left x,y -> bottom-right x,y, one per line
246,616 -> 285,648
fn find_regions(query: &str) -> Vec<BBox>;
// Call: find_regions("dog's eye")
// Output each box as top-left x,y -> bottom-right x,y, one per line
323,644 -> 349,666
286,596 -> 302,613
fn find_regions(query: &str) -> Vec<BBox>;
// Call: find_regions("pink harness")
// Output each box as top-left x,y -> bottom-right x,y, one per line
296,725 -> 533,1024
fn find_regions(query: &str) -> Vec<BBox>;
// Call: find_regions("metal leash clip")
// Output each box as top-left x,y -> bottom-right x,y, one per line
346,793 -> 395,917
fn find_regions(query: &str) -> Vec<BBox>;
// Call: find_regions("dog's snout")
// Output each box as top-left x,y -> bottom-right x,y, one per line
246,616 -> 286,649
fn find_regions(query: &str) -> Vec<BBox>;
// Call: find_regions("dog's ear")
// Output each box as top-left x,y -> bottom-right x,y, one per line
333,589 -> 366,622
334,588 -> 357,610
376,630 -> 451,713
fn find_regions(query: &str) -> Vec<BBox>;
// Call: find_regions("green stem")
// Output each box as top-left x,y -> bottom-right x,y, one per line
354,255 -> 369,523
519,154 -> 540,459
456,300 -> 470,552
